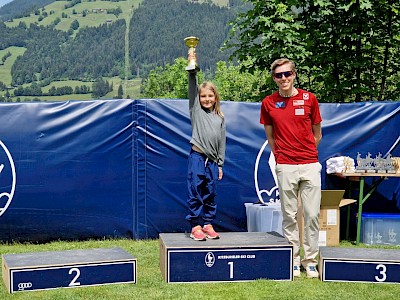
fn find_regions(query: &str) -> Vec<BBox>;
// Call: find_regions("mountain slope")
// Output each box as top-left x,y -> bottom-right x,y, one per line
0,0 -> 56,21
129,0 -> 234,74
0,0 -> 243,101
0,0 -> 14,8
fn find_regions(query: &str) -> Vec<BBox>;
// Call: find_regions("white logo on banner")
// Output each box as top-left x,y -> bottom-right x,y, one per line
0,140 -> 16,217
205,252 -> 215,267
254,140 -> 279,204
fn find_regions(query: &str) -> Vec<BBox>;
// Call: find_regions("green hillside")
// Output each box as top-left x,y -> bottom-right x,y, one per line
0,0 -> 55,21
0,0 -> 237,102
0,46 -> 26,85
4,0 -> 141,30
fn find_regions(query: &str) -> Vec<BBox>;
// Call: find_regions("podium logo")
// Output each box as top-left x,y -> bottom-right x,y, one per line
0,140 -> 16,217
254,140 -> 280,204
18,282 -> 32,291
205,252 -> 215,267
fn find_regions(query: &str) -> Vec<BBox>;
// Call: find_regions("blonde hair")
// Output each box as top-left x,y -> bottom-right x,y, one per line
199,82 -> 224,118
270,58 -> 296,76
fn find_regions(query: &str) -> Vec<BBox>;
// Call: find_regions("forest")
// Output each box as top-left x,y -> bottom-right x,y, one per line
129,0 -> 235,76
0,0 -> 238,93
0,0 -> 399,103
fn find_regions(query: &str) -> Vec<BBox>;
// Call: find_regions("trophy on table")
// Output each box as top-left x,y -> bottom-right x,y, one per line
356,152 -> 377,173
355,152 -> 367,173
184,36 -> 200,72
343,156 -> 355,173
375,153 -> 387,174
391,156 -> 400,173
397,157 -> 400,173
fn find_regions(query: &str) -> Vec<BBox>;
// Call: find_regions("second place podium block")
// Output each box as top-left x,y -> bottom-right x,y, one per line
2,247 -> 137,293
160,232 -> 293,283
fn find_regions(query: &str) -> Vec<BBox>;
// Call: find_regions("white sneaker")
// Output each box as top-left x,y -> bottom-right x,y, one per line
293,265 -> 301,277
306,264 -> 319,278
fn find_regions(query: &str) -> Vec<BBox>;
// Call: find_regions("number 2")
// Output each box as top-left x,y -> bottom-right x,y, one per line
68,267 -> 81,286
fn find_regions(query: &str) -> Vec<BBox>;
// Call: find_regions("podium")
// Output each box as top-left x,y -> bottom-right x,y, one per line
160,232 -> 293,283
2,247 -> 137,293
319,246 -> 400,283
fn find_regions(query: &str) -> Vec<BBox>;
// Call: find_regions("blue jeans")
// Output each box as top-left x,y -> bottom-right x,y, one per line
185,149 -> 218,227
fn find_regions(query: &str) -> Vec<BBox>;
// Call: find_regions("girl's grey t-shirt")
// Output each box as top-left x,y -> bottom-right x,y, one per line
188,72 -> 226,167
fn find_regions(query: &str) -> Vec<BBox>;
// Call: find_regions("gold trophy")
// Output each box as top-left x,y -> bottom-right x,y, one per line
184,36 -> 200,71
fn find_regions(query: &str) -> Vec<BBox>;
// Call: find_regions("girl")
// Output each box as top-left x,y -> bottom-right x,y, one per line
185,54 -> 226,241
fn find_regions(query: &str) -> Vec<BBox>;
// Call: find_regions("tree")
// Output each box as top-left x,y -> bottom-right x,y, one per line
214,60 -> 271,102
226,1 -> 309,74
141,57 -> 270,102
141,57 -> 203,99
53,17 -> 61,26
70,19 -> 80,31
226,0 -> 400,102
92,78 -> 113,98
117,84 -> 123,98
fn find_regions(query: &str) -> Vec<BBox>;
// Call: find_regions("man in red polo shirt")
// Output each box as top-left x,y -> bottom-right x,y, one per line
260,58 -> 322,279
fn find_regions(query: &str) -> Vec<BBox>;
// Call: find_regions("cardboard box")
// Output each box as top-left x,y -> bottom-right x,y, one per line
298,190 -> 356,246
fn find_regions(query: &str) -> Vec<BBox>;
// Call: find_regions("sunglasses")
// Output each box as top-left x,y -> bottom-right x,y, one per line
274,71 -> 294,79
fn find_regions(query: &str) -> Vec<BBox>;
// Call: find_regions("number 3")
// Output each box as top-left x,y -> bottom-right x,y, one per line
375,264 -> 387,282
68,267 -> 81,286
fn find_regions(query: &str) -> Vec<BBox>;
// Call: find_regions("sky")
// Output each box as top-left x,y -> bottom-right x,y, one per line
0,0 -> 13,8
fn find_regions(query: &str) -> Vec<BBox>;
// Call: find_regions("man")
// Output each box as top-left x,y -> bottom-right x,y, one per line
260,58 -> 322,278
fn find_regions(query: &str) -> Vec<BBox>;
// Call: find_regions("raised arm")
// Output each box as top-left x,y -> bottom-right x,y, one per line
188,71 -> 198,110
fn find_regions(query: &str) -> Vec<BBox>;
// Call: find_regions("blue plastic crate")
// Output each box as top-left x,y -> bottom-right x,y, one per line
244,203 -> 283,235
361,213 -> 400,245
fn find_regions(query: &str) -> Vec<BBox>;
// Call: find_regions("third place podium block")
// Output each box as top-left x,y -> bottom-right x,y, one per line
160,232 -> 293,283
319,246 -> 400,284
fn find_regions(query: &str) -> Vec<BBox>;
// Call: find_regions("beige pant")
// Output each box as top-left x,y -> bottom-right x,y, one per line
275,162 -> 321,267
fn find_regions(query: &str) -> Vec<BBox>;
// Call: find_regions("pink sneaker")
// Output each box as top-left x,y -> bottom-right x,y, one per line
190,225 -> 206,241
203,224 -> 220,239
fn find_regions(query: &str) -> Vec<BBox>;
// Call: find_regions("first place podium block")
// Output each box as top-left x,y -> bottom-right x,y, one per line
160,232 -> 293,283
2,247 -> 137,293
320,247 -> 400,284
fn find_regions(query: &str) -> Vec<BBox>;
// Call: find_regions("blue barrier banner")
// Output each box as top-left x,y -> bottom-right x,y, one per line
0,99 -> 399,241
134,100 -> 399,238
0,100 -> 134,241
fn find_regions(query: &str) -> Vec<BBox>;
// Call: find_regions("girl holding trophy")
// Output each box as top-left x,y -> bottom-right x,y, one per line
184,37 -> 226,241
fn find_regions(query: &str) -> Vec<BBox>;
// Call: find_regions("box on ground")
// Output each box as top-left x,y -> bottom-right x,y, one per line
245,203 -> 283,235
298,190 -> 356,246
361,213 -> 400,245
159,232 -> 293,283
319,246 -> 400,283
2,247 -> 136,293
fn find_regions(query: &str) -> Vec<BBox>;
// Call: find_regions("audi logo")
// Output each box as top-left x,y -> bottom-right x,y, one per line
17,282 -> 32,290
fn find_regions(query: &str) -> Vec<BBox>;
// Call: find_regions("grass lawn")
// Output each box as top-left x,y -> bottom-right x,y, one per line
1,77 -> 142,102
0,239 -> 399,299
0,47 -> 26,86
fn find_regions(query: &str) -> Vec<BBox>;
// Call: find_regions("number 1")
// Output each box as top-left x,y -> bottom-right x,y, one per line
228,262 -> 234,279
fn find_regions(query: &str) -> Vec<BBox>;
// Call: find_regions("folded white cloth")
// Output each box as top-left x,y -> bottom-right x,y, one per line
326,156 -> 355,174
